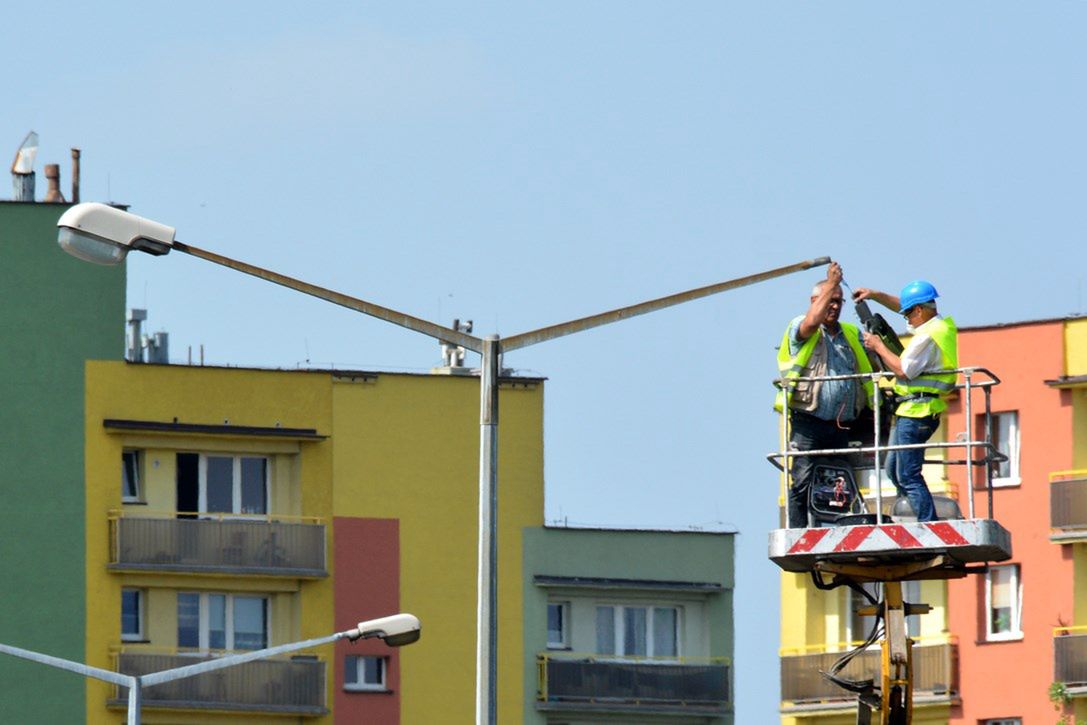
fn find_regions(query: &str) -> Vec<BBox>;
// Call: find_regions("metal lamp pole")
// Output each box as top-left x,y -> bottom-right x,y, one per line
58,201 -> 827,725
171,244 -> 827,723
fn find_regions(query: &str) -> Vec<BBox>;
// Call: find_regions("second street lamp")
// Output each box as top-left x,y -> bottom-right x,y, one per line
1,612 -> 420,725
58,201 -> 826,724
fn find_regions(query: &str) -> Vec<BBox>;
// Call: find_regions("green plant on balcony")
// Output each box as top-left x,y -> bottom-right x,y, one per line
1050,681 -> 1087,725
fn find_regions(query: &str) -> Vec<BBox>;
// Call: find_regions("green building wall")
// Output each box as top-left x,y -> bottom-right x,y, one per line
0,202 -> 125,723
522,526 -> 735,724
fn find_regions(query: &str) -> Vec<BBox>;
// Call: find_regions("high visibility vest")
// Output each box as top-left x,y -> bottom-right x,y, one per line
774,321 -> 874,414
893,316 -> 958,418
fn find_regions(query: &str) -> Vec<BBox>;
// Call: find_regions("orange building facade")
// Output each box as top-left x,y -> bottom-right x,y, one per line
945,317 -> 1087,724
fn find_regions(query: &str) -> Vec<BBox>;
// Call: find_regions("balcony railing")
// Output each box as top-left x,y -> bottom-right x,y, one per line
1051,472 -> 1087,537
109,651 -> 326,716
781,641 -> 957,705
537,653 -> 730,714
1055,630 -> 1087,687
109,512 -> 327,577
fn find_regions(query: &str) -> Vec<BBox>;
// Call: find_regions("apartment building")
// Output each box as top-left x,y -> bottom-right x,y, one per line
524,526 -> 734,724
0,200 -> 125,723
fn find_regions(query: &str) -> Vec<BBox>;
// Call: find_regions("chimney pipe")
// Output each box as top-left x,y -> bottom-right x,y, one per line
12,172 -> 34,201
43,164 -> 66,203
70,148 -> 80,204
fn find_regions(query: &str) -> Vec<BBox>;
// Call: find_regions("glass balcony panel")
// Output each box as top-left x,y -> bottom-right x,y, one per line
112,651 -> 325,716
111,515 -> 326,577
539,654 -> 730,713
780,642 -> 957,704
1055,633 -> 1087,686
1051,476 -> 1087,531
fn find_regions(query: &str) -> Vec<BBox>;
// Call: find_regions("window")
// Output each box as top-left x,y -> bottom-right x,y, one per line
847,583 -> 880,645
595,605 -> 679,657
984,719 -> 1021,725
177,592 -> 268,651
547,602 -> 570,649
991,411 -> 1020,486
985,565 -> 1022,640
847,581 -> 920,645
121,589 -> 145,642
344,655 -> 388,691
903,580 -> 921,638
122,450 -> 142,502
176,453 -> 268,516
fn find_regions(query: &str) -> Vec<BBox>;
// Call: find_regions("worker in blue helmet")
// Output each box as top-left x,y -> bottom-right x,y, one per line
851,280 -> 958,522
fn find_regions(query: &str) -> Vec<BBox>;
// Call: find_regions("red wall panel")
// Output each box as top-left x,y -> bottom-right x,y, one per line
333,517 -> 401,724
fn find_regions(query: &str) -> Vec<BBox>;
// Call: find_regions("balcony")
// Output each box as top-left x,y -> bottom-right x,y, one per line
537,653 -> 730,716
1051,472 -> 1087,541
1055,630 -> 1087,690
109,512 -> 327,577
780,641 -> 957,710
109,650 -> 326,716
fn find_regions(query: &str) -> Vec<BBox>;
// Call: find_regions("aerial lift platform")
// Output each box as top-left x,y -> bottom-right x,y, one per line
768,367 -> 1012,724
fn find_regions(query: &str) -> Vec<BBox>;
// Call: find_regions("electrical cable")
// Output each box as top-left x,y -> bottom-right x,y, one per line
812,577 -> 884,694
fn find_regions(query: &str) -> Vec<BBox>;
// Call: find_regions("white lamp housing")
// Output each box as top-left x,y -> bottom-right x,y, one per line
57,202 -> 175,265
355,613 -> 421,647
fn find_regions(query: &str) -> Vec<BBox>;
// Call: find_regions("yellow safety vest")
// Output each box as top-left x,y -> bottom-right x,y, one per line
893,316 -> 958,418
774,322 -> 874,414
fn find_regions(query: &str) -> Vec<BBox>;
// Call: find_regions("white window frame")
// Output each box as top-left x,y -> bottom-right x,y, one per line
121,588 -> 145,642
985,564 -> 1022,641
344,655 -> 388,692
983,719 -> 1022,725
198,454 -> 270,516
595,604 -> 681,658
845,582 -> 880,646
177,592 -> 269,652
547,601 -> 571,650
990,411 -> 1021,487
122,450 -> 143,503
844,581 -> 920,646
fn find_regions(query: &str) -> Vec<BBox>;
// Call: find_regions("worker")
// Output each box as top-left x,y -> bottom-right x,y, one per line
852,280 -> 958,522
776,261 -> 874,528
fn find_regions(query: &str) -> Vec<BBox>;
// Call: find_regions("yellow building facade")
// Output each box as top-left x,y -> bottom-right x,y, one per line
83,360 -> 543,723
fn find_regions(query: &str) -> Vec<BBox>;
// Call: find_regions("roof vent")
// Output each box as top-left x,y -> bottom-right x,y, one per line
10,131 -> 38,201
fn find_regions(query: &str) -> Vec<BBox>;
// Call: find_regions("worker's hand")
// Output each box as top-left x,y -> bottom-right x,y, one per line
862,331 -> 884,352
826,261 -> 843,286
852,287 -> 874,302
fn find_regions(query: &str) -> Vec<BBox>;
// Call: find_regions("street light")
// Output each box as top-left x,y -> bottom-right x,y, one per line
58,201 -> 826,724
0,612 -> 420,725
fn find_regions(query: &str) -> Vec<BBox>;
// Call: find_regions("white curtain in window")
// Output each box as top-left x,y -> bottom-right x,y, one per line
653,608 -> 677,656
623,607 -> 647,656
595,606 -> 615,655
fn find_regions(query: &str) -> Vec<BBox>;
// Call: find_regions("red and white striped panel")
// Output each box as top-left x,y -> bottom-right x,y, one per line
768,518 -> 1012,573
786,522 -> 970,555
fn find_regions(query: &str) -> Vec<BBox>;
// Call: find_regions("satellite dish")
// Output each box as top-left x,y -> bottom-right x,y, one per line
11,131 -> 38,174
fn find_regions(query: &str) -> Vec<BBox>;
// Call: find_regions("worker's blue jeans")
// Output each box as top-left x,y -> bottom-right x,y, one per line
886,414 -> 940,522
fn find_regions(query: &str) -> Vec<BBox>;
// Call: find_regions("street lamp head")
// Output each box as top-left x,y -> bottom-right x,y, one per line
352,613 -> 421,647
57,202 -> 175,265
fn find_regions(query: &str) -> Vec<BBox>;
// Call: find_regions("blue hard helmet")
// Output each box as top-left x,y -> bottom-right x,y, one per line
898,280 -> 939,313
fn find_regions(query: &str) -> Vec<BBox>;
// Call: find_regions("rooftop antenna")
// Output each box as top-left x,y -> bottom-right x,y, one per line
10,131 -> 38,201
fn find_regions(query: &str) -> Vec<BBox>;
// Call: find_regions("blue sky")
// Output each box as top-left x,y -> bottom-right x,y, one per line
7,3 -> 1087,719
